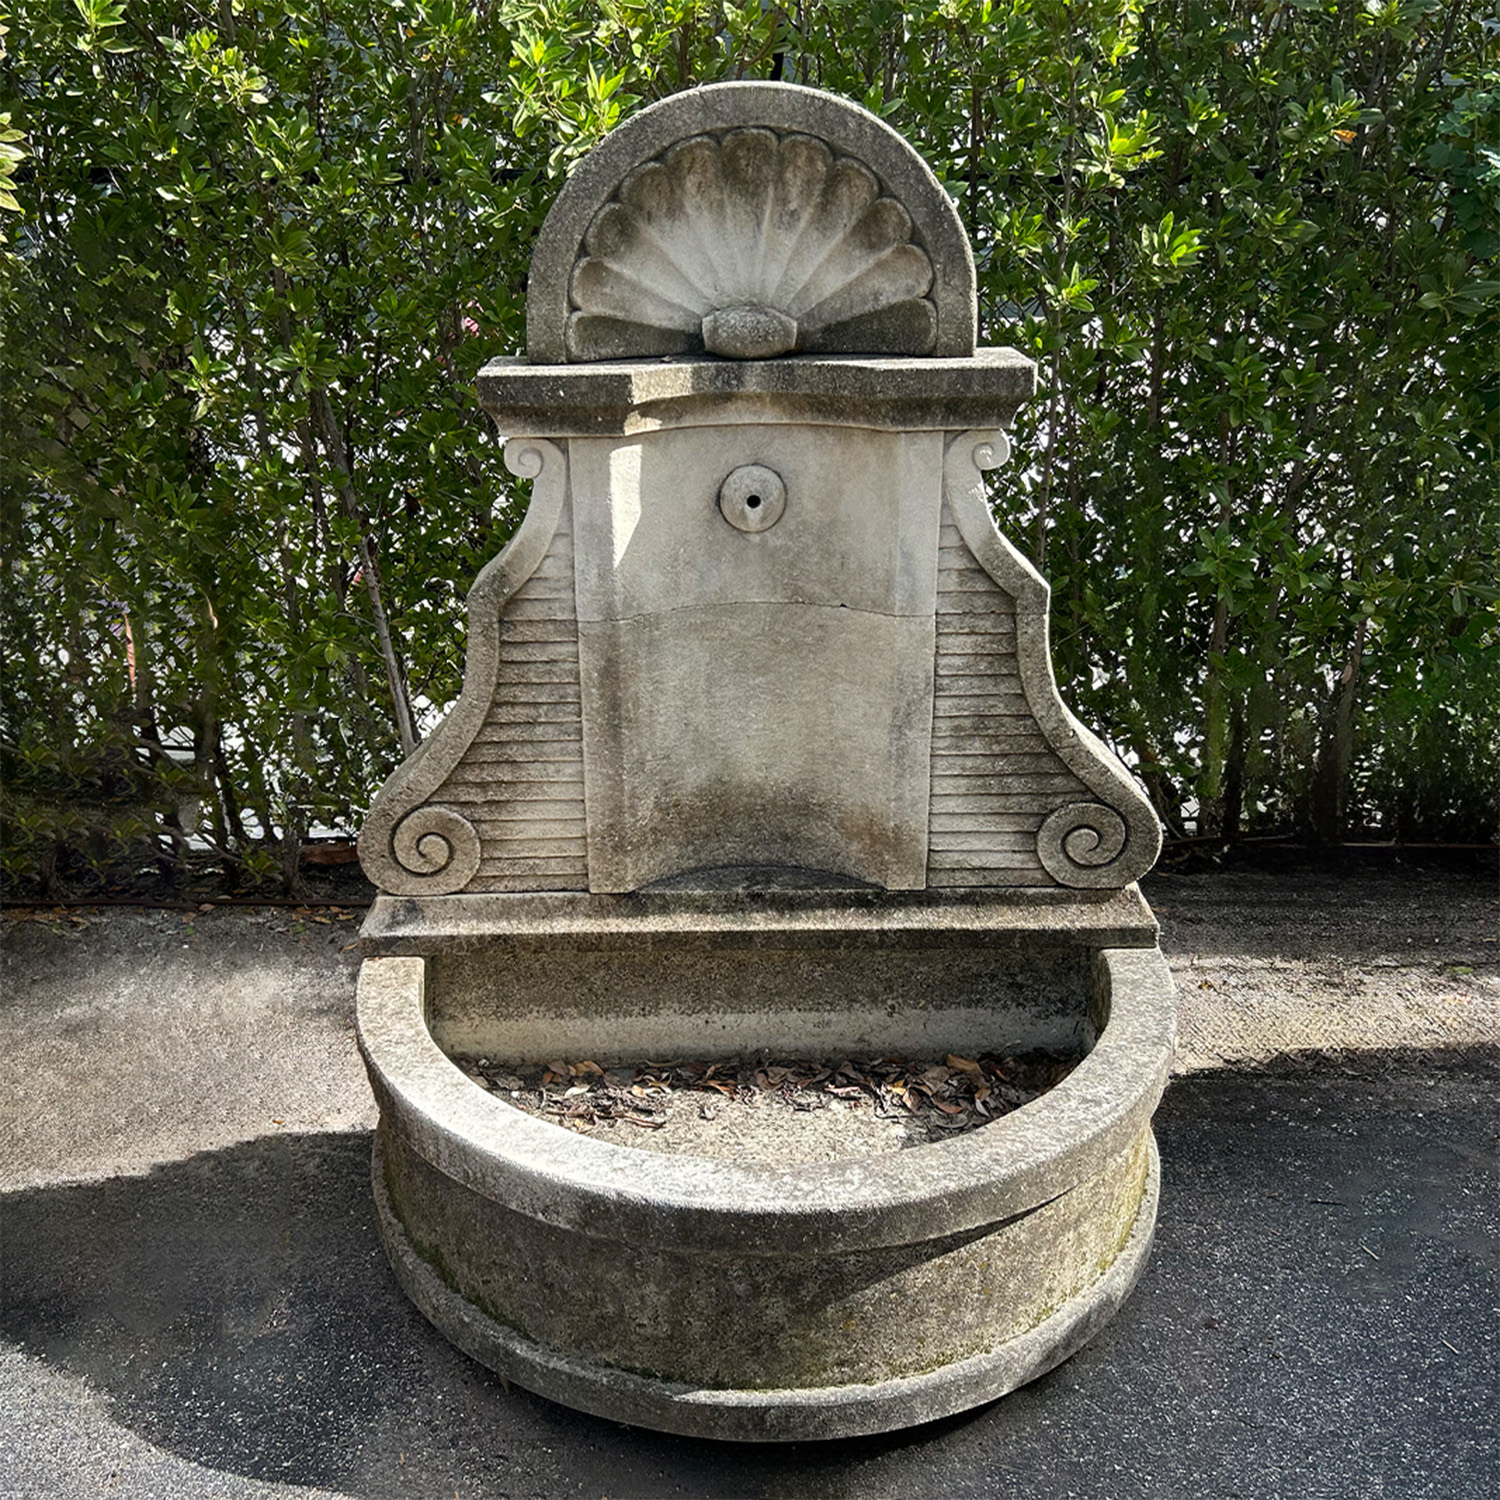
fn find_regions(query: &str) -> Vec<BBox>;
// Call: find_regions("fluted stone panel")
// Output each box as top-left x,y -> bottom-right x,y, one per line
927,505 -> 1087,888
431,506 -> 588,891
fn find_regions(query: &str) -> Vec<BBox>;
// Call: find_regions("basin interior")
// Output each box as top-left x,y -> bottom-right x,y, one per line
416,928 -> 1118,1164
450,1044 -> 1091,1164
424,934 -> 1102,1065
360,887 -> 1157,1164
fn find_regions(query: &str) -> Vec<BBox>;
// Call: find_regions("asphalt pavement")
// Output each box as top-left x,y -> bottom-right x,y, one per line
2,863 -> 1496,1500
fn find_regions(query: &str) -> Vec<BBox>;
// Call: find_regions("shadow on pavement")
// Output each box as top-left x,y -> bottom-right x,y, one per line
1143,859 -> 1499,961
3,1058 -> 1497,1500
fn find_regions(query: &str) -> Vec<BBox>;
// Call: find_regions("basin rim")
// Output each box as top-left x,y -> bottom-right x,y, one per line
358,944 -> 1176,1256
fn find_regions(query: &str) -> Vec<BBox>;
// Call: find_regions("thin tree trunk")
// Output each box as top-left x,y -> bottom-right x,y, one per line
1311,615 -> 1369,842
967,74 -> 983,241
1199,413 -> 1236,837
1222,698 -> 1246,840
128,615 -> 185,884
1200,592 -> 1231,837
1037,21 -> 1078,569
1034,346 -> 1062,568
1120,697 -> 1188,840
1148,310 -> 1164,429
211,725 -> 248,848
309,388 -> 419,756
280,800 -> 311,901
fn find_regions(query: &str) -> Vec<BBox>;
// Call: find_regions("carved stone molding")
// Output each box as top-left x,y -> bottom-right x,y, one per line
526,82 -> 977,363
565,127 -> 937,362
935,431 -> 1162,890
388,805 -> 482,889
358,439 -> 578,896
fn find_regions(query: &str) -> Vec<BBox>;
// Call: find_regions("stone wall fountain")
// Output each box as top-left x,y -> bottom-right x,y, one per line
355,82 -> 1177,1441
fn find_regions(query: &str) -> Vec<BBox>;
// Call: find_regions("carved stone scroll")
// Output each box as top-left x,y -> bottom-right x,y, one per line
358,439 -> 586,895
933,432 -> 1162,889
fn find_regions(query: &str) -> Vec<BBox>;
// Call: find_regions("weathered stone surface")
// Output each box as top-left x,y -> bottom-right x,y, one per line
357,883 -> 1162,953
373,1142 -> 1158,1441
564,126 -> 936,362
373,1128 -> 1156,1435
568,422 -> 941,891
716,461 -> 787,531
475,349 -> 1036,436
701,304 -> 799,360
526,83 -> 974,362
423,940 -> 1092,1062
356,944 -> 1174,1438
360,423 -> 1161,896
357,945 -> 1174,1257
358,439 -> 585,896
356,79 -> 1176,1440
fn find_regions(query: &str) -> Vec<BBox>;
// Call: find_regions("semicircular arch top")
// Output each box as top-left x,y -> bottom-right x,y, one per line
525,82 -> 977,364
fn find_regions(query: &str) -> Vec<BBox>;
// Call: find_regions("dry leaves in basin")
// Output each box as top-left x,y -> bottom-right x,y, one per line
454,1051 -> 1085,1139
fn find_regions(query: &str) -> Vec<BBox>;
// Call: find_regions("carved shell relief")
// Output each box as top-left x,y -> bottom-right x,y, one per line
566,128 -> 938,362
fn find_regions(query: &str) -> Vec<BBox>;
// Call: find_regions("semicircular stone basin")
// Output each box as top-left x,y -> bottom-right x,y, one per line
356,891 -> 1176,1442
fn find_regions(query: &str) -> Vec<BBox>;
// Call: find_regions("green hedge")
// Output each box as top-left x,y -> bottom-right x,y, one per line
2,0 -> 1496,893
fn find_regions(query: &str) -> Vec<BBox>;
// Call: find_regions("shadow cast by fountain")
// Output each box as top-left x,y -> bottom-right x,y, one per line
0,1131 -> 1071,1491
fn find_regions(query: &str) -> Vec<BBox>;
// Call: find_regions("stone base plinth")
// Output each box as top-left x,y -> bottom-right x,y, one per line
372,1126 -> 1159,1441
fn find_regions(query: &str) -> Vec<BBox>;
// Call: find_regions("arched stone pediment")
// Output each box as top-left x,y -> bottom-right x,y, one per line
525,82 -> 977,363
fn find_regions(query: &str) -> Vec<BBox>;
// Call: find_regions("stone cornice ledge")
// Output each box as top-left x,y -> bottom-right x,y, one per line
359,884 -> 1158,954
477,348 -> 1036,436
